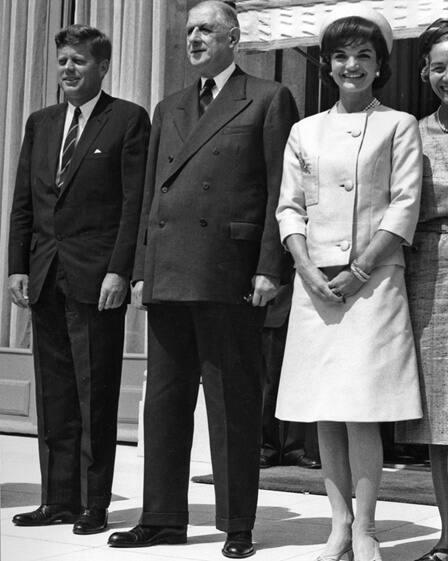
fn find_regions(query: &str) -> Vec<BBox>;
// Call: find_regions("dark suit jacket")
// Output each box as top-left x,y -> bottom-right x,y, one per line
9,92 -> 151,305
133,67 -> 298,303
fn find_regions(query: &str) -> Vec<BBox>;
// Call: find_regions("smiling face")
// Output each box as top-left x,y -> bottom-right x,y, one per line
57,41 -> 109,106
186,3 -> 239,77
330,41 -> 379,95
428,40 -> 448,105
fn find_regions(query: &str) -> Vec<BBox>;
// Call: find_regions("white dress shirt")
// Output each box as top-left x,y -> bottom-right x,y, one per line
57,89 -> 102,175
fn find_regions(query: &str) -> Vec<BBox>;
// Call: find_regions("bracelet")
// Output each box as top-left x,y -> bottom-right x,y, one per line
350,260 -> 370,283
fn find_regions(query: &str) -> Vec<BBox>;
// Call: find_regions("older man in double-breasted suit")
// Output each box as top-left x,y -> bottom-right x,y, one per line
8,24 -> 150,534
108,1 -> 298,557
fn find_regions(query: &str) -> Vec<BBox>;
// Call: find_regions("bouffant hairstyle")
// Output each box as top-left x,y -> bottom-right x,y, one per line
320,16 -> 391,90
55,24 -> 111,62
419,18 -> 448,82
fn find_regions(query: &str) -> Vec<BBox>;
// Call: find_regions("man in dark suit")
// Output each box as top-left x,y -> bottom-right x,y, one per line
108,1 -> 298,557
8,24 -> 150,535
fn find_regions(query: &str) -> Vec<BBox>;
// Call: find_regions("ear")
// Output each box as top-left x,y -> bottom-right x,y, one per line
99,59 -> 110,78
228,26 -> 240,49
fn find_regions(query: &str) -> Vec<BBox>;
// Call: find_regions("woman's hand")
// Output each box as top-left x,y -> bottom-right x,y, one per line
328,268 -> 364,300
297,262 -> 344,303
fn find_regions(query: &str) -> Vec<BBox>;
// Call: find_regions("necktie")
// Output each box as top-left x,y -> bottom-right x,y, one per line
57,106 -> 81,188
199,78 -> 215,116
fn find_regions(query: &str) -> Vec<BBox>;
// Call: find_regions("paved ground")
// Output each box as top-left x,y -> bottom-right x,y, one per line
0,434 -> 441,561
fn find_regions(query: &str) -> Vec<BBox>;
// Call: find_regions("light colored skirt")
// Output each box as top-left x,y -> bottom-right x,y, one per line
276,265 -> 422,423
396,232 -> 448,445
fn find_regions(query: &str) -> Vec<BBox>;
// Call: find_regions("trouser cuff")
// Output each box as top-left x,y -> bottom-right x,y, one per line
140,511 -> 189,527
216,516 -> 255,532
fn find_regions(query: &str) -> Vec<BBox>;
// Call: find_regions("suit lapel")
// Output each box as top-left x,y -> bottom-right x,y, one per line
48,105 -> 66,191
172,81 -> 201,142
165,69 -> 251,185
58,92 -> 113,197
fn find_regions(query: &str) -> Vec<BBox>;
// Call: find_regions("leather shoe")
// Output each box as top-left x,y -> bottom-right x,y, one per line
415,548 -> 448,561
259,453 -> 278,469
12,504 -> 79,526
73,508 -> 108,534
222,531 -> 254,558
294,455 -> 321,469
108,524 -> 187,548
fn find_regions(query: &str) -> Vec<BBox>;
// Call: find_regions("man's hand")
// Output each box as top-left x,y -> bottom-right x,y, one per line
98,273 -> 128,311
131,280 -> 146,310
251,275 -> 280,307
8,274 -> 30,308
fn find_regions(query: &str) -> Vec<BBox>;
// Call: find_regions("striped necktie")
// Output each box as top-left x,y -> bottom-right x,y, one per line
57,106 -> 81,188
199,78 -> 215,116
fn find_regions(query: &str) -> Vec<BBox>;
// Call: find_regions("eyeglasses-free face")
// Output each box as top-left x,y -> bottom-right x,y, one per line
330,40 -> 380,96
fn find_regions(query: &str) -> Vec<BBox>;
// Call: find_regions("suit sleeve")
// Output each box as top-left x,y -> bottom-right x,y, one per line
107,105 -> 151,278
132,102 -> 162,282
257,85 -> 299,280
8,114 -> 35,275
378,114 -> 423,245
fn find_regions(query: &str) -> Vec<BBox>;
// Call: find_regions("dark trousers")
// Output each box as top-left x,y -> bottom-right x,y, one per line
261,323 -> 319,463
31,258 -> 126,508
141,302 -> 265,532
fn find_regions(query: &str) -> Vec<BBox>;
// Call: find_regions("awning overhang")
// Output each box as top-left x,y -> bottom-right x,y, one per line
236,0 -> 448,51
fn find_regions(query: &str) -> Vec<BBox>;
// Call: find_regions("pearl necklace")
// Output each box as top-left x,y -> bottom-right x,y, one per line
362,97 -> 380,112
435,108 -> 448,133
335,97 -> 380,113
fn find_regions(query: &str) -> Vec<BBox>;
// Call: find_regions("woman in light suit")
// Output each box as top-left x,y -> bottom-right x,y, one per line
276,6 -> 423,561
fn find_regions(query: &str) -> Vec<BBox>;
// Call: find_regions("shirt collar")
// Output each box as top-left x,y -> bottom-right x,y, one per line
67,89 -> 102,121
201,62 -> 236,94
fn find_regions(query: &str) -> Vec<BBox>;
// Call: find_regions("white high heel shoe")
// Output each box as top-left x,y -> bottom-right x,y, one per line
316,547 -> 354,561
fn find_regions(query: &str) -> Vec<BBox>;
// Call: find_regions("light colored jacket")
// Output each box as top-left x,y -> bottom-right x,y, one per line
276,105 -> 422,268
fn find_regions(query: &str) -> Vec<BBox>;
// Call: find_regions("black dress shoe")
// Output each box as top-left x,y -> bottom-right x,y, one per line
294,455 -> 321,469
222,531 -> 254,558
73,508 -> 108,534
12,504 -> 80,526
108,524 -> 187,548
415,548 -> 448,561
259,453 -> 278,469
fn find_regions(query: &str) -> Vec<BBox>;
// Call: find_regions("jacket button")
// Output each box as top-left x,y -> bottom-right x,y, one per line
338,240 -> 351,251
161,186 -> 168,193
159,220 -> 166,228
350,129 -> 361,137
168,155 -> 174,162
343,180 -> 354,191
199,218 -> 208,227
202,182 -> 210,190
212,148 -> 219,155
56,234 -> 63,241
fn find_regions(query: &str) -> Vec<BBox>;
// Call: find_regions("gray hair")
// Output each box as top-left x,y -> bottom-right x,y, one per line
189,1 -> 239,30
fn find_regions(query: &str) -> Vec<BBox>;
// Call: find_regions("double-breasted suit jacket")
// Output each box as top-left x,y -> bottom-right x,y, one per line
133,67 -> 298,302
133,67 -> 298,533
8,91 -> 150,509
9,91 -> 150,304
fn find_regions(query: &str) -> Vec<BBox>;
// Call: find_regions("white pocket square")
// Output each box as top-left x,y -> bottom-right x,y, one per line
94,148 -> 102,154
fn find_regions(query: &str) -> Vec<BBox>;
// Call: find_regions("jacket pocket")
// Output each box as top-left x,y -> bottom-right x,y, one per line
299,153 -> 319,206
230,221 -> 263,242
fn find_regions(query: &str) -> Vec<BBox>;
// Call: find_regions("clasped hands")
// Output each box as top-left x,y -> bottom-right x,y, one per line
298,263 -> 365,303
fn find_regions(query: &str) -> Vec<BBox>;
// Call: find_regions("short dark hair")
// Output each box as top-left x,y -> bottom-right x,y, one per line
320,16 -> 391,90
419,19 -> 448,81
55,24 -> 111,62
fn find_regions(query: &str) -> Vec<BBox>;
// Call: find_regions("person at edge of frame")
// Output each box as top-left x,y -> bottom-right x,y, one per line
8,24 -> 150,535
